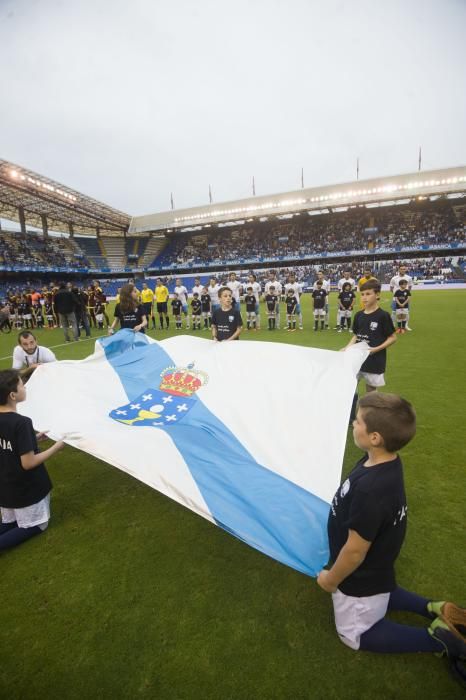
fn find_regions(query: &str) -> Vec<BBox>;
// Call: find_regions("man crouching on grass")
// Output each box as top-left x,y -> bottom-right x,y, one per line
317,393 -> 466,662
0,370 -> 64,552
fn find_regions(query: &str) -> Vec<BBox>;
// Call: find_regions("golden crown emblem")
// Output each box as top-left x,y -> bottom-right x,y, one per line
159,363 -> 208,397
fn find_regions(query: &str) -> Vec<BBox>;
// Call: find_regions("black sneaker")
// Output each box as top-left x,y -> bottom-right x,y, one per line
429,618 -> 466,658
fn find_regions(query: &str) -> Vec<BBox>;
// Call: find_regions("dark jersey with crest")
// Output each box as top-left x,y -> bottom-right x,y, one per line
245,294 -> 256,312
338,290 -> 355,309
286,296 -> 298,314
171,299 -> 182,315
200,293 -> 211,312
265,294 -> 278,312
312,289 -> 327,309
394,289 -> 411,308
191,299 -> 202,315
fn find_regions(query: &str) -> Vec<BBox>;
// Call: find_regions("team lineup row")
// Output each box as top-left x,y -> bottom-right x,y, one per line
130,265 -> 413,334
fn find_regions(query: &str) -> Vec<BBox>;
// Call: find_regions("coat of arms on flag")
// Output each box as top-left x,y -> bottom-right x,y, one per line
109,363 -> 208,428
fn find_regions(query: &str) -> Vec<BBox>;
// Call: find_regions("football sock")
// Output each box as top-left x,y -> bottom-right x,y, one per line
314,320 -> 318,330
293,320 -> 296,329
347,318 -> 351,328
272,318 -> 276,329
247,321 -> 250,329
165,317 -> 169,328
388,586 -> 431,618
159,316 -> 164,329
401,320 -> 406,329
320,320 -> 324,330
0,525 -> 43,551
0,521 -> 17,535
359,619 -> 443,653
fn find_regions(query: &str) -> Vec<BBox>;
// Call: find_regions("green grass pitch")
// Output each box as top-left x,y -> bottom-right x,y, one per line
0,291 -> 465,699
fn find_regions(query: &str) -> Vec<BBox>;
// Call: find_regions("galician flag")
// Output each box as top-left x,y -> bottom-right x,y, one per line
21,330 -> 368,576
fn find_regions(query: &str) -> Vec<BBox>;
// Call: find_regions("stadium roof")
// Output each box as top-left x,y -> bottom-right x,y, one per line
0,159 -> 130,236
129,165 -> 466,234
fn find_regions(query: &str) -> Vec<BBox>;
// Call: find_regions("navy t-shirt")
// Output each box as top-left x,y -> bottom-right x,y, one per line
352,308 -> 395,374
211,307 -> 243,341
114,304 -> 145,332
0,412 -> 52,508
328,455 -> 407,596
394,289 -> 411,308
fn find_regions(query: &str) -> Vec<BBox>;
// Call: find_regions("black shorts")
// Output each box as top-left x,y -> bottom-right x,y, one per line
142,302 -> 153,316
157,302 -> 168,314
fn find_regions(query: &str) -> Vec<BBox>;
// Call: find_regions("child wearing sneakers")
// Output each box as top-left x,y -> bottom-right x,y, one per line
286,288 -> 298,331
394,280 -> 411,334
337,282 -> 355,332
312,280 -> 327,331
317,392 -> 466,661
244,287 -> 257,331
343,279 -> 396,394
191,293 -> 202,330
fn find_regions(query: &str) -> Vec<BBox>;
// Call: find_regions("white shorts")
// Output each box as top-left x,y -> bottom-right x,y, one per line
314,309 -> 325,317
357,371 -> 385,388
340,310 -> 352,318
1,494 -> 50,529
332,588 -> 390,650
396,308 -> 408,316
22,314 -> 32,320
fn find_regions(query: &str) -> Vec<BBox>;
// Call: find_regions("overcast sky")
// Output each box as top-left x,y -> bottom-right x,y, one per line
1,0 -> 465,217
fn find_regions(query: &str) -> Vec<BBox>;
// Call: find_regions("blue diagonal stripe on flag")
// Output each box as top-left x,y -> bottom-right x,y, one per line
99,330 -> 330,576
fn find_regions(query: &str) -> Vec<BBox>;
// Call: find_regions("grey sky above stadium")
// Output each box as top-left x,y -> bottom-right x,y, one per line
1,0 -> 465,218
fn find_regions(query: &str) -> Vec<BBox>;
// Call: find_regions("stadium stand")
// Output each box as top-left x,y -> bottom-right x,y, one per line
150,201 -> 466,271
100,236 -> 126,270
125,236 -> 151,268
74,237 -> 108,270
0,230 -> 89,270
144,235 -> 169,268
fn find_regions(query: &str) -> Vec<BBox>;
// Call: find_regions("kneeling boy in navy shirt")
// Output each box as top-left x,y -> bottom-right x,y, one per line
317,392 -> 465,660
0,370 -> 64,551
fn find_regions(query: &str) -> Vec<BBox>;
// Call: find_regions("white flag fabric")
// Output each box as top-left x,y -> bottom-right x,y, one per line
21,330 -> 368,576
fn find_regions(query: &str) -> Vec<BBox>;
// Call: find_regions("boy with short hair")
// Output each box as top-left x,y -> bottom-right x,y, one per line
357,268 -> 377,310
0,370 -> 65,551
284,273 -> 303,330
390,264 -> 413,329
318,392 -> 466,660
171,293 -> 183,330
265,286 -> 278,330
244,286 -> 257,331
200,287 -> 211,329
337,281 -> 355,332
312,280 -> 327,331
394,280 -> 411,334
191,293 -> 202,330
211,287 -> 243,341
286,288 -> 298,331
343,279 -> 396,393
